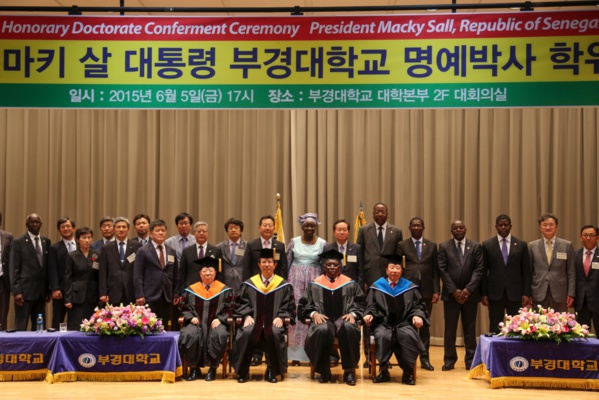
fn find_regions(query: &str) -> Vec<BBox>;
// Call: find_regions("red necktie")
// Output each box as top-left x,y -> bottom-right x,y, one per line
157,245 -> 165,268
584,250 -> 592,277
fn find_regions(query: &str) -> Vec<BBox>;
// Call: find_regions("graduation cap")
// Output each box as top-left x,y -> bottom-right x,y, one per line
193,256 -> 219,270
258,247 -> 277,260
383,254 -> 404,267
318,248 -> 344,262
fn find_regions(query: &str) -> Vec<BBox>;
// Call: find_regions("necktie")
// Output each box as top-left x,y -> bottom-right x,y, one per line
263,240 -> 270,249
263,279 -> 269,287
457,241 -> 464,263
34,237 -> 43,266
377,227 -> 384,251
501,238 -> 509,265
391,282 -> 396,289
205,284 -> 210,291
198,245 -> 204,259
67,241 -> 73,252
231,242 -> 237,265
119,241 -> 126,263
329,278 -> 335,283
584,250 -> 592,277
157,244 -> 165,268
181,237 -> 187,251
546,240 -> 553,264
339,245 -> 345,254
141,238 -> 147,246
415,240 -> 422,260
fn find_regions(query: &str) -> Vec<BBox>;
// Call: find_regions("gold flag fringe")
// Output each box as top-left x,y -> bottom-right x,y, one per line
46,366 -> 182,384
0,369 -> 47,381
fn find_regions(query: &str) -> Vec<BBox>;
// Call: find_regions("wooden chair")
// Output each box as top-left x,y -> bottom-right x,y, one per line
178,316 -> 234,379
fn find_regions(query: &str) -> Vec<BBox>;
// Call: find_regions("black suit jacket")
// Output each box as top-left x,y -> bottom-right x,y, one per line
397,237 -> 439,300
0,230 -> 13,279
134,242 -> 179,303
438,238 -> 484,302
322,241 -> 363,286
356,222 -> 403,286
64,250 -> 99,305
481,235 -> 531,302
9,233 -> 51,301
243,238 -> 288,281
575,247 -> 599,313
179,242 -> 219,289
99,239 -> 142,305
48,240 -> 76,294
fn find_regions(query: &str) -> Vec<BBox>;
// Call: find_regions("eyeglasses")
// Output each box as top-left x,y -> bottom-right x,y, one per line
582,234 -> 597,238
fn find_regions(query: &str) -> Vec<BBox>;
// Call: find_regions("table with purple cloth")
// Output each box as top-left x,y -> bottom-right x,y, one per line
0,331 -> 182,383
468,334 -> 599,390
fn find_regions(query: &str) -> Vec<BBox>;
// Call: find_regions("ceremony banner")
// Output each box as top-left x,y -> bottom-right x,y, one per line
0,331 -> 59,381
0,11 -> 598,109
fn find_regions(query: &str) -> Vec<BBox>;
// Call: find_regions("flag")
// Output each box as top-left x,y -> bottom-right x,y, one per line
354,202 -> 367,243
274,193 -> 285,244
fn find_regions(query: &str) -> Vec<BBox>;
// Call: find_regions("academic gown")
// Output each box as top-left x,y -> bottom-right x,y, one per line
297,274 -> 364,374
231,274 -> 295,377
178,280 -> 232,368
365,277 -> 429,372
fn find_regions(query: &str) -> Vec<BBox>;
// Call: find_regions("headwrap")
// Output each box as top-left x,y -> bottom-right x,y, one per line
297,212 -> 320,227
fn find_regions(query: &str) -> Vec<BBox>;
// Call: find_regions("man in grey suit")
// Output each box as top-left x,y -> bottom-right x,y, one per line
438,220 -> 484,371
575,225 -> 599,333
215,218 -> 247,295
165,212 -> 196,262
481,214 -> 531,333
322,219 -> 363,286
134,219 -> 180,323
48,217 -> 77,329
9,214 -> 52,331
180,222 -> 218,288
528,214 -> 575,312
99,217 -> 142,306
0,211 -> 14,330
396,217 -> 439,371
356,203 -> 403,287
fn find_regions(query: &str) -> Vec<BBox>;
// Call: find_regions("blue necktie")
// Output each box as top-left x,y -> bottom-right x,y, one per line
231,242 -> 237,265
415,240 -> 422,260
119,242 -> 125,264
501,238 -> 509,265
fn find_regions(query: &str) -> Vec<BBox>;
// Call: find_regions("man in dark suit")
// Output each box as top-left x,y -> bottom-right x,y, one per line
99,217 -> 142,306
528,214 -> 576,312
215,218 -> 248,295
322,219 -> 363,286
438,220 -> 484,371
9,213 -> 51,331
134,219 -> 180,324
0,211 -> 14,330
180,222 -> 218,288
91,216 -> 115,254
396,217 -> 439,371
131,213 -> 151,245
48,217 -> 77,329
356,203 -> 403,287
243,215 -> 288,281
481,214 -> 531,333
575,225 -> 599,334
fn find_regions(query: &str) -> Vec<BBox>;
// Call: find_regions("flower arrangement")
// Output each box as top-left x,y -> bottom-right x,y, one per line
498,305 -> 594,344
80,304 -> 164,337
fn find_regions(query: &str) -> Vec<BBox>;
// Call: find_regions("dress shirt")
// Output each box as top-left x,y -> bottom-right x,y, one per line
375,223 -> 387,242
496,234 -> 512,254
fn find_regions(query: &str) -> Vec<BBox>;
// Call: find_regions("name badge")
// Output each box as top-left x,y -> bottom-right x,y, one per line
92,262 -> 100,270
274,253 -> 280,261
235,248 -> 245,257
167,255 -> 175,263
127,253 -> 136,263
347,255 -> 357,263
592,262 -> 599,270
556,252 -> 567,260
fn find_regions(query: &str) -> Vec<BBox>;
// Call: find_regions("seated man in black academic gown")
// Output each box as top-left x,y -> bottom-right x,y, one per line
178,256 -> 232,381
232,248 -> 295,383
298,249 -> 365,386
363,255 -> 429,385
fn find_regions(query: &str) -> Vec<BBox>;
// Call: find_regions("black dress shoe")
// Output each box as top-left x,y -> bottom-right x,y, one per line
373,369 -> 391,383
402,372 -> 415,385
238,373 -> 249,383
421,360 -> 435,371
344,371 -> 356,386
186,367 -> 202,381
205,367 -> 217,381
319,370 -> 331,383
250,356 -> 262,366
264,367 -> 278,383
441,363 -> 455,371
465,363 -> 472,370
291,360 -> 300,366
